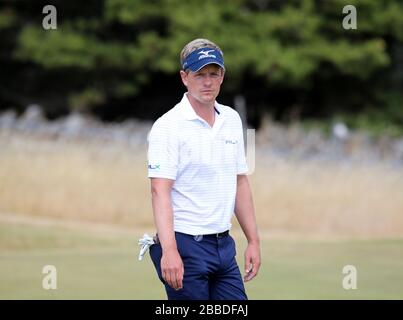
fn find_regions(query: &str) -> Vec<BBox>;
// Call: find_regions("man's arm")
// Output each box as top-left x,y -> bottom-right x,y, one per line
234,174 -> 261,282
150,177 -> 183,290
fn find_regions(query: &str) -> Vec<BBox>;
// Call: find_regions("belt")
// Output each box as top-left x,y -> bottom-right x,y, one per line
156,231 -> 230,243
202,230 -> 229,238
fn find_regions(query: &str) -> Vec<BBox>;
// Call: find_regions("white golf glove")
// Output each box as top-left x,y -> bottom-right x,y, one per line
138,233 -> 155,261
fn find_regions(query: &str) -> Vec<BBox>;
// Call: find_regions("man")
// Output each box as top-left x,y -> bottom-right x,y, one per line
147,38 -> 260,300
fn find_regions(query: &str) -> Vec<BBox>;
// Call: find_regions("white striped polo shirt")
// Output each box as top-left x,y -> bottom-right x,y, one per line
147,93 -> 248,235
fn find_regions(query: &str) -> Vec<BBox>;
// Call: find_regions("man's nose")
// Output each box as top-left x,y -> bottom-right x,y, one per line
203,75 -> 213,86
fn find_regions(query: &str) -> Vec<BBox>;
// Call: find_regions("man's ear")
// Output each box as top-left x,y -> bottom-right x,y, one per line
180,70 -> 188,87
219,69 -> 225,85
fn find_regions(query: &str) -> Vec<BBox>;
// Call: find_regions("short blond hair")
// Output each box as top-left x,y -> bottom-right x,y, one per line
180,38 -> 224,69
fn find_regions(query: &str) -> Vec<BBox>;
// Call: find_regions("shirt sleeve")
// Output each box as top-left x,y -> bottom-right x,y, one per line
147,118 -> 179,180
236,114 -> 249,175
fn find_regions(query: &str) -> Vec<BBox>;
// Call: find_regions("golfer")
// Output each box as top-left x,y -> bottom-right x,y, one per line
147,38 -> 260,300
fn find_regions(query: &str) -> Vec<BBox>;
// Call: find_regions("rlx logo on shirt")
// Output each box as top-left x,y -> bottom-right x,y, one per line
148,164 -> 160,170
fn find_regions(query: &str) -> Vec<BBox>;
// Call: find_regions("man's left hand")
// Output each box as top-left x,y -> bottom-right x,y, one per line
243,243 -> 261,282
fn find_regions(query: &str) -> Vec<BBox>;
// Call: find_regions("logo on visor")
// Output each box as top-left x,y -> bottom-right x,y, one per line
198,50 -> 216,60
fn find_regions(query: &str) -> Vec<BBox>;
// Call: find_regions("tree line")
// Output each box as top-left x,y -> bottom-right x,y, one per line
0,0 -> 402,133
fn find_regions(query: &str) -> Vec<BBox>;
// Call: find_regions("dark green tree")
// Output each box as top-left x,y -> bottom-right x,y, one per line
0,0 -> 402,131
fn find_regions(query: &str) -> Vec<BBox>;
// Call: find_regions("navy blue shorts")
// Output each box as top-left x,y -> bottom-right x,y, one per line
149,231 -> 247,300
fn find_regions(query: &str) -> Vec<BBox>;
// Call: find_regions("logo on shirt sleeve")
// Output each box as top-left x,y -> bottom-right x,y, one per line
148,164 -> 161,170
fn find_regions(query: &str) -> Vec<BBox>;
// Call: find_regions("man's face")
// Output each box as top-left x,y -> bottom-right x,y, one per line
180,64 -> 224,105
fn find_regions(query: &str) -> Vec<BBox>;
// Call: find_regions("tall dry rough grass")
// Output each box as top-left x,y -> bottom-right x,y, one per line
251,155 -> 403,237
0,135 -> 152,227
1,133 -> 403,238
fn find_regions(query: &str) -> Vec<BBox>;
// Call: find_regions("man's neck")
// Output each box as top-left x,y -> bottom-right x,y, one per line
187,93 -> 216,127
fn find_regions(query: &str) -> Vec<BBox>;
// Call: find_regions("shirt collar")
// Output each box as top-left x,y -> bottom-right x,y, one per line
180,93 -> 222,121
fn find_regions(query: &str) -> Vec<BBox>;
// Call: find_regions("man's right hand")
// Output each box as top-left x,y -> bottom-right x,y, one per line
161,249 -> 184,290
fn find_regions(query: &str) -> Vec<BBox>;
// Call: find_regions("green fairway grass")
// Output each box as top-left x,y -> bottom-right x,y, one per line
0,222 -> 402,299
